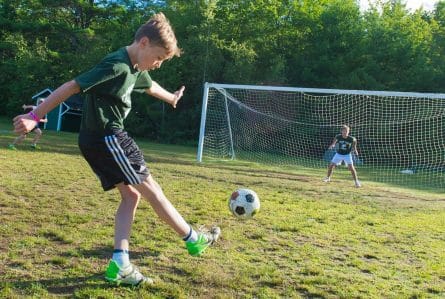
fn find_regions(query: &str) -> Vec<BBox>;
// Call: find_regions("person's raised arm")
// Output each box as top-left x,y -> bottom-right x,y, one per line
328,137 -> 337,149
13,80 -> 80,134
352,139 -> 359,155
146,81 -> 185,108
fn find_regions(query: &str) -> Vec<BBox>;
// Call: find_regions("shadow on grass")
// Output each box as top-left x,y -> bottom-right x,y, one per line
3,246 -> 162,295
3,274 -> 110,295
209,160 -> 445,193
60,246 -> 161,260
0,139 -> 81,157
150,156 -> 445,194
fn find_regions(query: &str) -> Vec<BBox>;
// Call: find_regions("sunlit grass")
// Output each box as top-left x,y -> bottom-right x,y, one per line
0,116 -> 444,298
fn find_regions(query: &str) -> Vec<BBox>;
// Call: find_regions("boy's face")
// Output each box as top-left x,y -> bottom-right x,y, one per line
341,128 -> 349,137
137,37 -> 170,71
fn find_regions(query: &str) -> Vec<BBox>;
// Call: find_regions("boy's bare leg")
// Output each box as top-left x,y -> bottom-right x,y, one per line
12,134 -> 26,145
134,175 -> 189,236
31,128 -> 42,145
133,175 -> 220,257
348,165 -> 361,187
106,183 -> 152,285
326,163 -> 335,178
115,183 -> 141,250
348,165 -> 359,181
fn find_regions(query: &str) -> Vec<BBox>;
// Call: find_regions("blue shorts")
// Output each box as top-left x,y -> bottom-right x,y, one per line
331,153 -> 354,165
78,130 -> 150,191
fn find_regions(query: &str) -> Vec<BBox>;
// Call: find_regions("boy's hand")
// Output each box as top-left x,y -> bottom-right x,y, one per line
171,86 -> 185,108
13,114 -> 37,134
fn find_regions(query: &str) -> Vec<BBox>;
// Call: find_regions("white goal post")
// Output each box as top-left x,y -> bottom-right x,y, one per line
197,82 -> 445,188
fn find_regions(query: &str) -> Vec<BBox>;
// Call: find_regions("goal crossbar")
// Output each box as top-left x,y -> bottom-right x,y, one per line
204,83 -> 445,99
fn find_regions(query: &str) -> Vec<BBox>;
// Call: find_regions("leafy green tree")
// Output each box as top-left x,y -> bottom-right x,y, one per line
431,0 -> 445,92
0,0 -> 444,142
362,0 -> 436,91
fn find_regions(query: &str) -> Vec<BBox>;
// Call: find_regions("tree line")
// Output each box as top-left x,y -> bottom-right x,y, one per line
1,0 -> 444,143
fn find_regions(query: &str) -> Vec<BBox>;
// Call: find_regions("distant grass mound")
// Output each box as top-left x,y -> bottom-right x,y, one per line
1,116 -> 444,298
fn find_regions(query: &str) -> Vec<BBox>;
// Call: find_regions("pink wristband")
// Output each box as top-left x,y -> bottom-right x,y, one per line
28,111 -> 40,122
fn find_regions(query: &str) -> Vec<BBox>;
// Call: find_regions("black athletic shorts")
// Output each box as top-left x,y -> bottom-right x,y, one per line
78,130 -> 150,191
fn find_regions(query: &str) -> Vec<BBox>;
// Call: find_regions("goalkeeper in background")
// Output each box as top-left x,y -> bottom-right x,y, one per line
323,125 -> 361,188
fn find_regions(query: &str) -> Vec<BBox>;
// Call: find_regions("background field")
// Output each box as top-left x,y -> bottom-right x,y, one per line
0,117 -> 444,298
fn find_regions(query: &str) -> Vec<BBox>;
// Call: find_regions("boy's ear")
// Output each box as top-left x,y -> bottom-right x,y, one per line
139,36 -> 151,48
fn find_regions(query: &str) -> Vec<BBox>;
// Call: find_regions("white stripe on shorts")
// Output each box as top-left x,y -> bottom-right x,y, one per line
104,135 -> 140,185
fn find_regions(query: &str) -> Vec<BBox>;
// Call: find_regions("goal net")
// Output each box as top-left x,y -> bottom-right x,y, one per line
197,83 -> 445,189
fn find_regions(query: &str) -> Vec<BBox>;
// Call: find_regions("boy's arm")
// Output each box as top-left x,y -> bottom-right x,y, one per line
352,139 -> 359,155
13,80 -> 80,134
146,81 -> 185,108
328,138 -> 337,149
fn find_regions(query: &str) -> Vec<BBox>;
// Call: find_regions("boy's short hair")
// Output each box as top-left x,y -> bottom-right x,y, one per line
134,12 -> 181,58
341,125 -> 350,132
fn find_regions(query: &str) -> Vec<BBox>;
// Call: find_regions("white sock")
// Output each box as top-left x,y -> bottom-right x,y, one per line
183,226 -> 198,243
112,249 -> 130,268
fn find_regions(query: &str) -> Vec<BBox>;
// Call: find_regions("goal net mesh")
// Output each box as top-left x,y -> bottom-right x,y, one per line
198,84 -> 445,189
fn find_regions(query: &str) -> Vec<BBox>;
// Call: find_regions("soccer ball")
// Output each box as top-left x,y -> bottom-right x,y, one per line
229,188 -> 260,219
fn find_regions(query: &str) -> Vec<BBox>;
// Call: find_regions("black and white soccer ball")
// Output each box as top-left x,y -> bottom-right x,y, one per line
229,188 -> 260,219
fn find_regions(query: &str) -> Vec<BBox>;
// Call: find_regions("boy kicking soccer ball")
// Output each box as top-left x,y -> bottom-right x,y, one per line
323,125 -> 361,188
13,12 -> 220,286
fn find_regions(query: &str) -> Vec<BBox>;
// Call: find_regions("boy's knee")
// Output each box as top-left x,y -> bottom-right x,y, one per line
118,186 -> 141,202
126,190 -> 140,202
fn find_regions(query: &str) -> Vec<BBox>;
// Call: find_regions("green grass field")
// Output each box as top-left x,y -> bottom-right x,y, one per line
1,116 -> 444,298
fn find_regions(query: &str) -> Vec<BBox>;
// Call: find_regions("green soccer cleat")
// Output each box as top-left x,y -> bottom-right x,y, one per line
8,144 -> 17,150
105,260 -> 153,286
30,144 -> 41,150
186,226 -> 221,257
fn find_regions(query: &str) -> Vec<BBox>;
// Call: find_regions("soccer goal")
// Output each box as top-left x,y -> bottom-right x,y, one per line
197,83 -> 445,189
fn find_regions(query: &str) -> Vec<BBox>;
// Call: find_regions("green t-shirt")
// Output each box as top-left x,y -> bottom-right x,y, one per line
335,134 -> 356,155
75,47 -> 152,134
